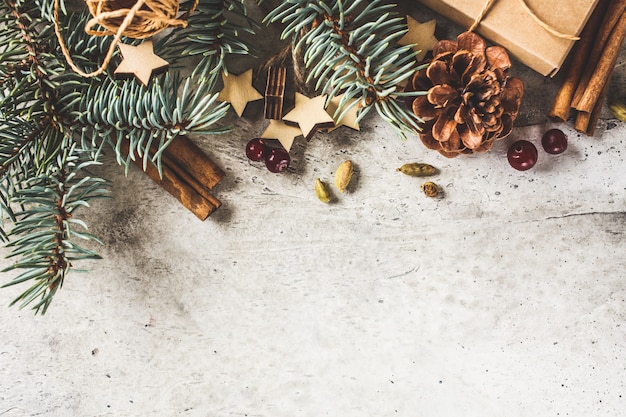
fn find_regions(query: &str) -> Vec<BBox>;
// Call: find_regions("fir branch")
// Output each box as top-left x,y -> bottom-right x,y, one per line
0,0 -> 56,104
57,9 -> 129,76
0,118 -> 55,185
264,0 -> 425,138
0,0 -> 71,238
33,0 -> 67,21
0,0 -> 251,314
76,73 -> 230,174
0,0 -> 91,153
0,2 -> 108,313
0,1 -> 88,198
1,139 -> 108,314
159,0 -> 258,83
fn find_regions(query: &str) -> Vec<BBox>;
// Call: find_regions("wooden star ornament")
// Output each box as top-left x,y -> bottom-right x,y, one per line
261,120 -> 303,152
398,16 -> 438,62
283,93 -> 335,141
326,94 -> 360,132
114,40 -> 169,86
217,69 -> 263,117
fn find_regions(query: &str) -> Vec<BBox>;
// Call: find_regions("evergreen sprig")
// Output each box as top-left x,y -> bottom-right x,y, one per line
76,73 -> 230,174
264,0 -> 425,138
0,0 -> 248,313
159,0 -> 258,83
1,140 -> 108,315
0,0 -> 428,314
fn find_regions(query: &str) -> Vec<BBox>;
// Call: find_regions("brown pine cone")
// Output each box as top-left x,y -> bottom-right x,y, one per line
407,32 -> 524,158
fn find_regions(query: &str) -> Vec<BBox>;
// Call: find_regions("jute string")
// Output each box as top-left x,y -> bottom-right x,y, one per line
468,0 -> 579,40
53,0 -> 198,78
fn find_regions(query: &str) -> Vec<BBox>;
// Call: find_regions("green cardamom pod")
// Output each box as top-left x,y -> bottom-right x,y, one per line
334,160 -> 353,193
397,163 -> 437,177
315,178 -> 331,203
315,178 -> 332,203
609,101 -> 626,122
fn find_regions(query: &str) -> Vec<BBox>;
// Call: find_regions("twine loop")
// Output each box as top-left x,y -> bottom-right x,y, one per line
85,0 -> 198,39
53,0 -> 198,78
468,0 -> 579,41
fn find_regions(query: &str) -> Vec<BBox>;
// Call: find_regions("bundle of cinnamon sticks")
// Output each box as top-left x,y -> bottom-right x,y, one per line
122,136 -> 224,220
549,0 -> 626,135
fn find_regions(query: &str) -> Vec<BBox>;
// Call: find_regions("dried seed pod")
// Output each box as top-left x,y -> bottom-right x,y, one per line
609,101 -> 626,122
315,178 -> 331,203
396,163 -> 437,177
421,181 -> 440,198
334,160 -> 353,192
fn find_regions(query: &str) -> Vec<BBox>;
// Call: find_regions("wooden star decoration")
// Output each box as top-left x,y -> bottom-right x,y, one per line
217,69 -> 263,117
283,93 -> 335,141
114,40 -> 169,86
398,16 -> 438,62
326,94 -> 360,132
261,119 -> 303,152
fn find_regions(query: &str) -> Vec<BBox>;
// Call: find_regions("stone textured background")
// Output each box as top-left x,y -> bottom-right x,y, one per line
1,1 -> 625,416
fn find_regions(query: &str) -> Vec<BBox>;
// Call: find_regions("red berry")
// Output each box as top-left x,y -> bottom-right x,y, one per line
265,148 -> 290,173
245,138 -> 267,161
541,128 -> 568,154
507,140 -> 538,171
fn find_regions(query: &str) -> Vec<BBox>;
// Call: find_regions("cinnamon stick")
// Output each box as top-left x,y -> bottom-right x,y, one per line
574,43 -> 617,135
574,111 -> 591,133
575,11 -> 626,114
264,66 -> 287,120
574,85 -> 607,136
572,0 -> 626,108
549,0 -> 609,121
155,144 -> 222,213
165,135 -> 224,190
140,153 -> 221,220
120,138 -> 223,220
585,77 -> 611,135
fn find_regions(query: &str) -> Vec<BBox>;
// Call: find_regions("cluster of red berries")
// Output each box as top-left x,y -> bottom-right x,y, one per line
245,138 -> 291,173
507,128 -> 568,171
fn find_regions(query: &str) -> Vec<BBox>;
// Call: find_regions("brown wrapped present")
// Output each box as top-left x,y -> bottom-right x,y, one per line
416,0 -> 600,76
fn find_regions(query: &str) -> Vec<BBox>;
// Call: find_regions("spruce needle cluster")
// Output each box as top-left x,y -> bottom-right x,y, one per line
0,0 -> 423,314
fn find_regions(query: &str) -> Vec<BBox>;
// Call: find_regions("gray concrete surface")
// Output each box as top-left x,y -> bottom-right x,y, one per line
1,2 -> 625,416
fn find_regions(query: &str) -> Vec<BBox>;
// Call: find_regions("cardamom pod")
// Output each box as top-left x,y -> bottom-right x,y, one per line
609,101 -> 626,122
334,160 -> 353,192
421,181 -> 440,198
315,178 -> 331,203
397,163 -> 437,177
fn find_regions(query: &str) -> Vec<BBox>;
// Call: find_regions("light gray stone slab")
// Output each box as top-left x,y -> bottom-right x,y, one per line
1,1 -> 625,416
1,113 -> 624,416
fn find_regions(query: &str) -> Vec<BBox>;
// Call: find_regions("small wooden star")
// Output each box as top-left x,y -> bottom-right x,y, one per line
261,120 -> 303,152
398,16 -> 438,61
114,40 -> 169,86
217,69 -> 263,117
326,94 -> 361,132
283,93 -> 335,140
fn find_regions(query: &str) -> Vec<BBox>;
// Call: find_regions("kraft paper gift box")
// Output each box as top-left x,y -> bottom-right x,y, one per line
416,0 -> 600,76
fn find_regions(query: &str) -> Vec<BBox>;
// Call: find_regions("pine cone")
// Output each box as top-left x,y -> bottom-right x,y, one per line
407,32 -> 524,158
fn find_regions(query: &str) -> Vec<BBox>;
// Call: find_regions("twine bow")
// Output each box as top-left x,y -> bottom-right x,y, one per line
468,0 -> 580,41
53,0 -> 198,78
